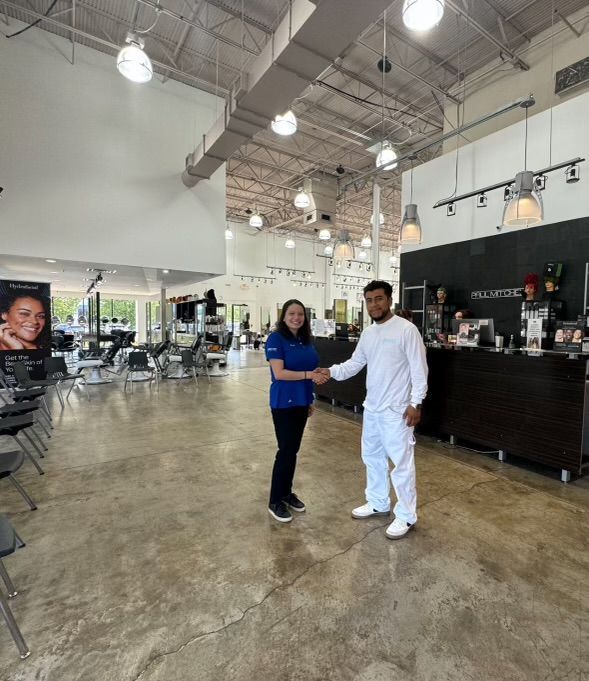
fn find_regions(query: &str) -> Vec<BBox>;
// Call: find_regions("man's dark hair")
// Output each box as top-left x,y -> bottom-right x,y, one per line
276,299 -> 312,345
363,280 -> 393,298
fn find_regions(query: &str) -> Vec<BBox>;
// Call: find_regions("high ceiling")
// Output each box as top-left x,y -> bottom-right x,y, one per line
3,0 -> 587,249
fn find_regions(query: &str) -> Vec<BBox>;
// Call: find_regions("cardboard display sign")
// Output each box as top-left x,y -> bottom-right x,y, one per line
0,280 -> 51,383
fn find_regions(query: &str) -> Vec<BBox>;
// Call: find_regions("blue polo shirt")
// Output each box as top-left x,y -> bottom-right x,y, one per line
265,331 -> 319,409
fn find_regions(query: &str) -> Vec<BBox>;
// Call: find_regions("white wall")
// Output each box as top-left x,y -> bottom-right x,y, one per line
402,91 -> 589,252
443,7 -> 589,149
166,222 -> 400,331
0,22 -> 226,276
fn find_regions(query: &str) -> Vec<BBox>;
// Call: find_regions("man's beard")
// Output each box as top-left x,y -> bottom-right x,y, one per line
369,310 -> 388,322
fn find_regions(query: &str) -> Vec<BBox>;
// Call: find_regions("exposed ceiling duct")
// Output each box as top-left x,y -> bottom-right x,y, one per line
182,0 -> 392,187
301,173 -> 337,227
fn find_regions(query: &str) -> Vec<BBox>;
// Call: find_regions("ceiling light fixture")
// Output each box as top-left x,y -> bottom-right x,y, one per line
400,157 -> 422,245
271,110 -> 297,136
117,32 -> 153,84
503,98 -> 543,227
294,188 -> 311,209
225,227 -> 234,240
323,244 -> 334,256
376,141 -> 398,171
358,249 -> 368,260
45,259 -> 56,263
370,212 -> 385,226
375,15 -> 397,173
249,211 -> 263,228
402,0 -> 445,32
285,237 -> 296,249
318,228 -> 331,241
502,171 -> 543,226
162,269 -> 169,274
360,233 -> 372,248
333,229 -> 354,260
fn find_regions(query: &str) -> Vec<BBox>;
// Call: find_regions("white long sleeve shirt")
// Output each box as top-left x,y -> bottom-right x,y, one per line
329,315 -> 428,413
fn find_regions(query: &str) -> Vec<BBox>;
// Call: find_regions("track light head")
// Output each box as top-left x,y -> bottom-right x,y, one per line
566,164 -> 580,183
476,193 -> 488,208
535,175 -> 547,191
447,202 -> 456,216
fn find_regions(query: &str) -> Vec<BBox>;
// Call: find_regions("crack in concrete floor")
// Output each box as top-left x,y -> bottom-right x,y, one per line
130,477 -> 501,681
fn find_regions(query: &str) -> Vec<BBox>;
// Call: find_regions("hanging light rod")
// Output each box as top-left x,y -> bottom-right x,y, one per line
342,95 -> 537,191
432,157 -> 585,208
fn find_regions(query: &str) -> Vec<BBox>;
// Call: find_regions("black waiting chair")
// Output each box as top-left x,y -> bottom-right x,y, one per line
0,370 -> 53,428
0,414 -> 45,476
44,356 -> 85,400
150,340 -> 171,375
124,351 -> 157,393
180,350 -> 199,386
12,362 -> 63,410
0,515 -> 31,659
0,449 -> 37,510
0,401 -> 50,447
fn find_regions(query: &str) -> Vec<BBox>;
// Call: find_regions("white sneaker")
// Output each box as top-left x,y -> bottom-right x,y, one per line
385,517 -> 415,539
351,503 -> 390,519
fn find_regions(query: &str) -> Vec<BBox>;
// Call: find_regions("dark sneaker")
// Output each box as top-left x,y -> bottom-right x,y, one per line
268,502 -> 292,523
283,492 -> 306,513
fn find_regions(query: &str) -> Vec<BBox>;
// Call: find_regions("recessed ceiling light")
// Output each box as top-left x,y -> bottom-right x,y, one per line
45,259 -> 57,263
50,271 -> 59,274
134,284 -> 140,287
162,269 -> 169,274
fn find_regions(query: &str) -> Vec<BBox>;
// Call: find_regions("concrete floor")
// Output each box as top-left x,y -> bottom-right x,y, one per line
0,349 -> 587,680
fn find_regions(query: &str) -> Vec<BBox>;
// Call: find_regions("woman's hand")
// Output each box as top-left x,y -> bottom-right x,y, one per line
0,324 -> 25,350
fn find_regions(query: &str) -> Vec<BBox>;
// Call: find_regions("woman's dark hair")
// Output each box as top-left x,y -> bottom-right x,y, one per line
0,290 -> 51,321
276,299 -> 312,345
363,279 -> 393,298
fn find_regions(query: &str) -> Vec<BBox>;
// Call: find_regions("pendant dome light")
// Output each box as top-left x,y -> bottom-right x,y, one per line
358,249 -> 368,260
117,33 -> 153,83
400,159 -> 422,245
503,99 -> 543,227
285,236 -> 296,249
318,228 -> 331,241
249,211 -> 263,228
502,172 -> 543,226
271,110 -> 297,136
375,13 -> 397,172
294,188 -> 311,209
402,0 -> 445,32
323,244 -> 334,256
376,141 -> 398,171
224,227 -> 234,240
370,212 -> 385,226
361,233 -> 372,248
389,252 -> 399,267
333,229 -> 354,260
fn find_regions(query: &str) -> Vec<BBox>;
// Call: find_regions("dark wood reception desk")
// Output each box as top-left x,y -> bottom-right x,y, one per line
314,338 -> 589,480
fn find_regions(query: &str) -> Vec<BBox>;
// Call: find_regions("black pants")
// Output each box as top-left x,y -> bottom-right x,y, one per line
269,406 -> 309,505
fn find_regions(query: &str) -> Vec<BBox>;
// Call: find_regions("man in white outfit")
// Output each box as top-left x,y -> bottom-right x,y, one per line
315,280 -> 428,539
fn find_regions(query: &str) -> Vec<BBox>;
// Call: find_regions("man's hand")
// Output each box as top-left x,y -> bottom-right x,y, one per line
311,368 -> 330,385
404,405 -> 421,427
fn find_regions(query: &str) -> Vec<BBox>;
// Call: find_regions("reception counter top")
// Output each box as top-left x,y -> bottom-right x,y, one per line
314,338 -> 589,479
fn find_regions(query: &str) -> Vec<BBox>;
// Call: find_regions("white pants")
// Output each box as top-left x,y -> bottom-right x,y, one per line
361,407 -> 417,524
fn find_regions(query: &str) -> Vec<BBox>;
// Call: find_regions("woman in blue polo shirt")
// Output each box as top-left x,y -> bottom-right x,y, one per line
265,299 -> 319,523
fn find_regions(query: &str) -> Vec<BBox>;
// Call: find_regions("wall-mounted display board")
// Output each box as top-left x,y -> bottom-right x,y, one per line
401,217 -> 589,339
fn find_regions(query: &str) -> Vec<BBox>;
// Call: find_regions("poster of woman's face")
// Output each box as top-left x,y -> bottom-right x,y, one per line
572,329 -> 583,343
0,280 -> 51,382
554,329 -> 564,343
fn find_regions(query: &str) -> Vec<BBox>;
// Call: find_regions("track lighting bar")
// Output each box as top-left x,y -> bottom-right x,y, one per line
432,157 -> 585,209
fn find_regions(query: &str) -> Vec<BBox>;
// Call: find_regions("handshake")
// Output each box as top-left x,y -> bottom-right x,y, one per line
309,368 -> 331,385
